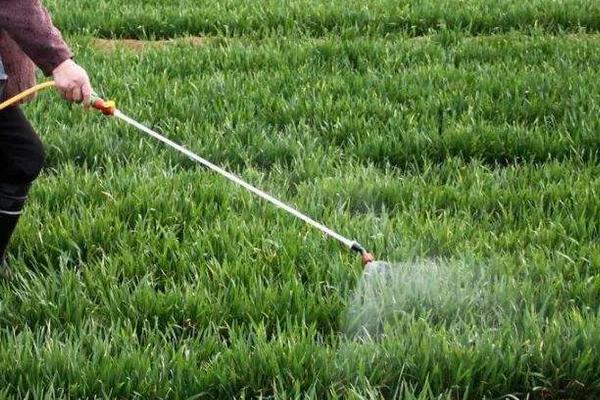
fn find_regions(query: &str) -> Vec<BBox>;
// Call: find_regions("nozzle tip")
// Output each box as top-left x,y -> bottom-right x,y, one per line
361,252 -> 375,266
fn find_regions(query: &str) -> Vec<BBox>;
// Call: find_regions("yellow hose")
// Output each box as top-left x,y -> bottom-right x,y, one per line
0,80 -> 56,111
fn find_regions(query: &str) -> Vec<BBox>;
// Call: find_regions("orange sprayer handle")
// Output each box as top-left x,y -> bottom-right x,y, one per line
89,93 -> 117,116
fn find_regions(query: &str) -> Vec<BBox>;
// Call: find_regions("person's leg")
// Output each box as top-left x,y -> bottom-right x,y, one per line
0,106 -> 45,267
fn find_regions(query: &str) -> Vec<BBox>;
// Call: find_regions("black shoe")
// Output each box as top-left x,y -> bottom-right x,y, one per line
0,182 -> 30,278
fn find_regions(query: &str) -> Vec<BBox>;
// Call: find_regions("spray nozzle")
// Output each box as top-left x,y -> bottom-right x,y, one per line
361,252 -> 375,265
89,93 -> 116,116
350,242 -> 375,266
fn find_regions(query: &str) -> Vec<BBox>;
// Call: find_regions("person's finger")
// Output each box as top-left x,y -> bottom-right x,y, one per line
81,82 -> 92,105
63,87 -> 73,102
70,85 -> 83,103
60,81 -> 74,100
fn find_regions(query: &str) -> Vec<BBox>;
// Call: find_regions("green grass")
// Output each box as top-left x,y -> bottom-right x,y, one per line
2,1 -> 600,398
46,0 -> 600,38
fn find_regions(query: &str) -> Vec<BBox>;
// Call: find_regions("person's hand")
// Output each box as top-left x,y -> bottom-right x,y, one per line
52,59 -> 92,104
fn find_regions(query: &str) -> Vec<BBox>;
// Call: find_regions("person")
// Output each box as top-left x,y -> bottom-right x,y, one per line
0,0 -> 93,271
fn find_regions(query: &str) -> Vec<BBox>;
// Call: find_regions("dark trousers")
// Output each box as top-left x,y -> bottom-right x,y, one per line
0,106 -> 45,264
0,106 -> 45,183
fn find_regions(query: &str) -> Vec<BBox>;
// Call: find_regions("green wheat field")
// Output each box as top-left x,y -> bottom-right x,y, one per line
2,0 -> 600,398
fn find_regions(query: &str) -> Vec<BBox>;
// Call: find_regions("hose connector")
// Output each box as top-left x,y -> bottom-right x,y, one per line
89,93 -> 116,116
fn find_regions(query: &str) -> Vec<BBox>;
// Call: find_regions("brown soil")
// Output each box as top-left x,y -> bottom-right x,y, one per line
93,36 -> 208,52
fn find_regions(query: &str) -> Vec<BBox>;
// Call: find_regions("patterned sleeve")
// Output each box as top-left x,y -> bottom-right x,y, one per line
0,0 -> 73,75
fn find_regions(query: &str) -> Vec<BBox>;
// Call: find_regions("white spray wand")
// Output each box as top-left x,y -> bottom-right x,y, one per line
89,94 -> 376,266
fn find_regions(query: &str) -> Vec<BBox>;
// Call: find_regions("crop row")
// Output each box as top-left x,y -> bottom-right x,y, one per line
46,0 -> 600,38
28,33 -> 600,178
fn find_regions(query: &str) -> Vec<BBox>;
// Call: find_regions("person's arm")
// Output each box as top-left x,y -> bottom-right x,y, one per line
0,0 -> 71,75
0,0 -> 92,103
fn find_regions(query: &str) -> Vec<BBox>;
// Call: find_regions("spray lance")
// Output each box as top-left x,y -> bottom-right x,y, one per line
89,94 -> 379,267
0,82 -> 387,271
